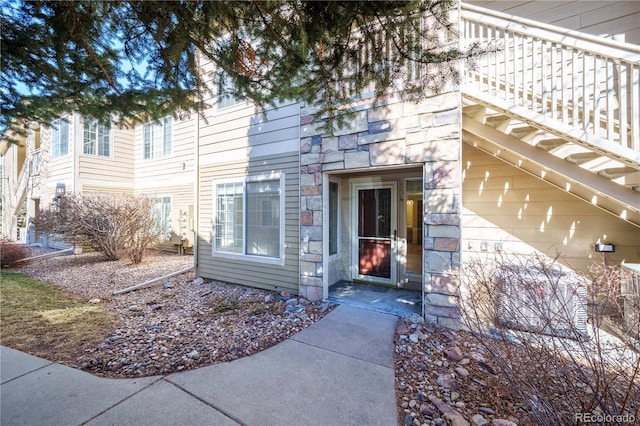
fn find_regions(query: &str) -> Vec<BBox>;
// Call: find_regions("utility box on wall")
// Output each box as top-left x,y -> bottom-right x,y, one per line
494,264 -> 588,339
169,205 -> 194,249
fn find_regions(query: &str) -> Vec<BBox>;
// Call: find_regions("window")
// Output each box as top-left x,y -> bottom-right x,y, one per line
153,196 -> 172,238
329,181 -> 339,255
83,119 -> 111,156
51,117 -> 69,158
216,71 -> 243,109
213,175 -> 283,261
143,117 -> 172,159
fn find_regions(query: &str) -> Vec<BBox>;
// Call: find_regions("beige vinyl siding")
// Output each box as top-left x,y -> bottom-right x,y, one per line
133,115 -> 196,253
0,140 -> 22,238
198,152 -> 300,293
81,186 -> 134,195
41,114 -> 76,205
137,184 -> 195,252
196,87 -> 301,292
135,115 -> 195,183
461,144 -> 640,272
78,122 -> 135,192
198,102 -> 300,154
468,1 -> 640,44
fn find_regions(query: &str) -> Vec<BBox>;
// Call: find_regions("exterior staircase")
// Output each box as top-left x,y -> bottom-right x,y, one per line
461,4 -> 640,228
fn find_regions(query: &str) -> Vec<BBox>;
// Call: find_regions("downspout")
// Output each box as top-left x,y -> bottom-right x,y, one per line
112,265 -> 195,295
72,113 -> 80,254
193,96 -> 200,273
13,247 -> 74,263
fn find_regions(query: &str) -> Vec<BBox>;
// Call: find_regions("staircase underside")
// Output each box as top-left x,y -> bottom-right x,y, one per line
462,94 -> 640,229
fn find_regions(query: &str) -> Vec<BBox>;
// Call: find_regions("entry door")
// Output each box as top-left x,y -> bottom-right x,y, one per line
352,181 -> 397,286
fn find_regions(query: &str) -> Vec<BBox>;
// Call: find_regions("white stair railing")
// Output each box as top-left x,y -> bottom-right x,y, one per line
462,4 -> 640,157
13,159 -> 29,201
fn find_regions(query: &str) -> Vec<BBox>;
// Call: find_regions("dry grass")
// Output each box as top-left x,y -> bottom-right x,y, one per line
0,270 -> 115,363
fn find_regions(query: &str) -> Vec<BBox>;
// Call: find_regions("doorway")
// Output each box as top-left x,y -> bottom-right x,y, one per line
327,170 -> 423,317
405,178 -> 423,290
352,181 -> 397,286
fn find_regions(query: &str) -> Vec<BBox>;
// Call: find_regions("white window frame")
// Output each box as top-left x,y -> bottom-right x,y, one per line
216,70 -> 244,110
51,116 -> 69,158
153,195 -> 172,240
82,118 -> 112,157
143,117 -> 172,160
212,173 -> 285,265
328,180 -> 340,257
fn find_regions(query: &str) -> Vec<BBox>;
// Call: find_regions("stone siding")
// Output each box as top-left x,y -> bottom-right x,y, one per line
299,93 -> 462,328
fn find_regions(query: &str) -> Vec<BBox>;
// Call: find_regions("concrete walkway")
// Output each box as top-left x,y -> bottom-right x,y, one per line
1,305 -> 399,426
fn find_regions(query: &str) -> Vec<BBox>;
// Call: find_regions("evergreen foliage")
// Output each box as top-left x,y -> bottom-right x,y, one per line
2,0 -> 482,135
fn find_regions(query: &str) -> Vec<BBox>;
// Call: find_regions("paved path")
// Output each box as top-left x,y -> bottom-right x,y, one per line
1,305 -> 399,426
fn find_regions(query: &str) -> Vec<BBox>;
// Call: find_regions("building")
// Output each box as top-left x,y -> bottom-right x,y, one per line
2,1 -> 638,327
0,113 -> 195,252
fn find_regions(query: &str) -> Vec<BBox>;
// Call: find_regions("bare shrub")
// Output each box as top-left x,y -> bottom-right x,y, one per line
460,253 -> 640,425
120,195 -> 163,264
35,193 -> 162,263
0,237 -> 29,267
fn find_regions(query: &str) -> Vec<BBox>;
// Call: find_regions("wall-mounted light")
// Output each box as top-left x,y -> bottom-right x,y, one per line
594,243 -> 615,253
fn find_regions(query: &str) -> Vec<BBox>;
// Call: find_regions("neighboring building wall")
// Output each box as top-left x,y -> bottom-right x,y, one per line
468,0 -> 640,44
462,144 -> 640,271
134,115 -> 196,252
0,133 -> 26,240
77,120 -> 135,194
41,114 -> 77,203
197,96 -> 301,293
3,111 -> 195,253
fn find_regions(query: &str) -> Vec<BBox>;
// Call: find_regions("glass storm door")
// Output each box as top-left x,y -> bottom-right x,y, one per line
352,182 -> 397,286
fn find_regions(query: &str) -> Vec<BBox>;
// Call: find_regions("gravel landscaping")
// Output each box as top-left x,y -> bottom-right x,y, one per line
10,247 -> 540,425
11,248 -> 333,378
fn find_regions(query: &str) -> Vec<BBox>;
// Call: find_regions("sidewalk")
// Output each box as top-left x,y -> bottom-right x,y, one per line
1,305 -> 399,426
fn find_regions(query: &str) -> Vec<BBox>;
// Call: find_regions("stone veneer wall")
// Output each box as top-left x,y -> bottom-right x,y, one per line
298,93 -> 463,328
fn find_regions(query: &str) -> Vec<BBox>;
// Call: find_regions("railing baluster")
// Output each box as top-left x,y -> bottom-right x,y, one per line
582,52 -> 589,132
632,66 -> 639,152
572,49 -> 580,128
606,59 -> 614,141
550,43 -> 558,120
541,39 -> 547,115
619,62 -> 628,148
520,36 -> 528,108
592,56 -> 601,137
527,38 -> 537,111
488,25 -> 494,95
504,30 -> 510,103
498,27 -> 503,97
561,47 -> 569,124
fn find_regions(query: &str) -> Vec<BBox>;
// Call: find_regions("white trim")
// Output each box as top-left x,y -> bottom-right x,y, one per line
142,116 -> 173,160
211,173 -> 286,266
215,69 -> 248,111
51,115 -> 71,159
150,194 -> 173,240
80,117 -> 114,158
351,180 -> 398,286
328,179 -> 340,258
